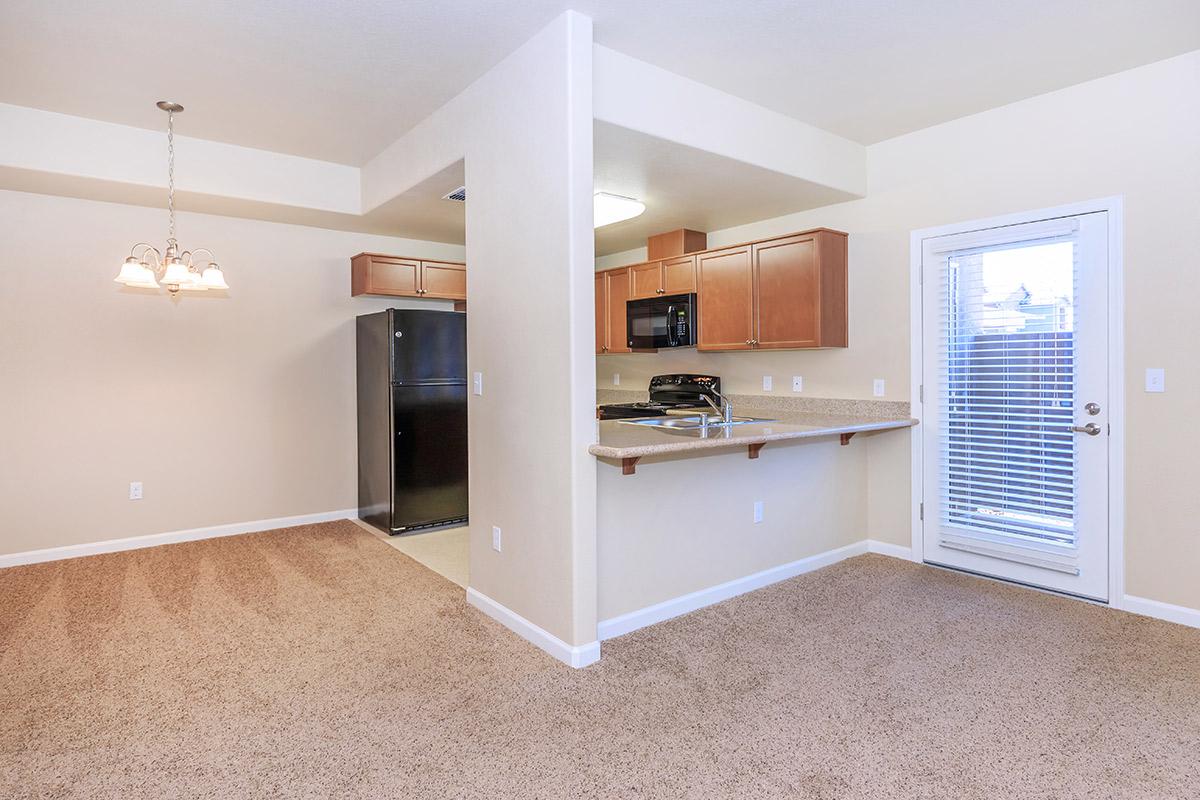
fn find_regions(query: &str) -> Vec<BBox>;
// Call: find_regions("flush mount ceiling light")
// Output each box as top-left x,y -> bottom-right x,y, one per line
114,101 -> 229,296
594,192 -> 645,229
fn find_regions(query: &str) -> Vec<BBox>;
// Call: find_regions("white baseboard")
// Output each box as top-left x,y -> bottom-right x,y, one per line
0,508 -> 358,569
867,539 -> 915,561
1122,594 -> 1200,630
466,587 -> 601,669
598,539 -> 875,641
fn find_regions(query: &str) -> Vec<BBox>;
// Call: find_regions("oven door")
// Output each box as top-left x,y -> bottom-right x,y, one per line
627,294 -> 695,349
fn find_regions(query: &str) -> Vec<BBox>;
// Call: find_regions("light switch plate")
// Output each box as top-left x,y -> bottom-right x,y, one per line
762,375 -> 773,392
492,526 -> 502,552
1145,368 -> 1165,393
873,379 -> 886,397
129,481 -> 143,500
753,501 -> 764,524
612,373 -> 620,386
472,371 -> 483,396
791,376 -> 803,393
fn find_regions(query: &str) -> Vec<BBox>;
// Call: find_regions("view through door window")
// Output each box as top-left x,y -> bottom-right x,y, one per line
940,239 -> 1078,550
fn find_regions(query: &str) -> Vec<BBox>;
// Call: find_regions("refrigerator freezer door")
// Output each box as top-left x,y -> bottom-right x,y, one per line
391,383 -> 469,530
390,309 -> 467,384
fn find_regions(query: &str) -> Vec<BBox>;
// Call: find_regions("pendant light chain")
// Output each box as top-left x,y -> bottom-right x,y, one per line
166,109 -> 176,247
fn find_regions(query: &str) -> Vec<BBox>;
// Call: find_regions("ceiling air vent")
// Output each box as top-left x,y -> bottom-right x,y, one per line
442,186 -> 467,202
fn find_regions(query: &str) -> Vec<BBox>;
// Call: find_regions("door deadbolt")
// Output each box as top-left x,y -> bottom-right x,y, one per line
1085,402 -> 1101,416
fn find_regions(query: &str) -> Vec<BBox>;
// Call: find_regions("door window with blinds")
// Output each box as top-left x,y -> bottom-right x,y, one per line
920,212 -> 1109,600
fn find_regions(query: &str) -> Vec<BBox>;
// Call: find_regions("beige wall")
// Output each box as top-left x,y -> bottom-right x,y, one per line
452,13 -> 598,648
597,439 -> 868,620
597,50 -> 1200,610
2,13 -> 601,657
0,190 -> 464,556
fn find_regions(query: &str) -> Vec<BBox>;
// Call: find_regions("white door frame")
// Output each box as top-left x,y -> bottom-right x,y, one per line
909,196 -> 1125,607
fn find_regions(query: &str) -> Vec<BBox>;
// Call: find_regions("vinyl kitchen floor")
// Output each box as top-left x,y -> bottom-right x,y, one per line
355,519 -> 469,588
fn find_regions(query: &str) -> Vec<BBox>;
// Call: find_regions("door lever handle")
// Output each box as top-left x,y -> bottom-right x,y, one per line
1070,423 -> 1102,436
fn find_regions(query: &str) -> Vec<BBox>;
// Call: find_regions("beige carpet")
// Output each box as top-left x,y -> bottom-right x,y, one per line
2,521 -> 1198,799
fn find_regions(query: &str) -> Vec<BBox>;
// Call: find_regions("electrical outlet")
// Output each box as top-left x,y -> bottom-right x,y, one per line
873,378 -> 886,397
613,373 -> 620,386
129,481 -> 143,500
492,526 -> 502,552
473,371 -> 483,396
762,375 -> 773,392
1145,368 -> 1165,393
791,376 -> 803,393
753,501 -> 764,524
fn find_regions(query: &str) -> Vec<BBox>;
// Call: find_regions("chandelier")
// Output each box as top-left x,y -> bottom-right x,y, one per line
113,101 -> 229,295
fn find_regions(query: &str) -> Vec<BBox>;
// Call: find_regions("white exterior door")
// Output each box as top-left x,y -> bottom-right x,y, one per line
920,211 -> 1110,600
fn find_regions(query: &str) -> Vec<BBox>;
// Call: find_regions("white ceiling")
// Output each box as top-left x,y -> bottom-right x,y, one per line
356,123 -> 859,255
3,1 -> 1197,164
592,122 -> 853,255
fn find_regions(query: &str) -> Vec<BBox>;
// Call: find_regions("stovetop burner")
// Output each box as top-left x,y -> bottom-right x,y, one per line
597,374 -> 721,420
624,401 -> 693,409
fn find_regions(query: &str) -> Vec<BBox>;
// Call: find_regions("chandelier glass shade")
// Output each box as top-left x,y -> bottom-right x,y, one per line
113,101 -> 229,296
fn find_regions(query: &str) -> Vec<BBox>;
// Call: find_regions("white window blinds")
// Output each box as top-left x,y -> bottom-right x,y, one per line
934,224 -> 1080,551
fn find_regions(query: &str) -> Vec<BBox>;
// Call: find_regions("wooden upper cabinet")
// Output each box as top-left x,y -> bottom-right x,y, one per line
353,254 -> 420,297
697,246 -> 755,351
420,261 -> 466,300
661,255 -> 697,295
753,231 -> 847,348
629,256 -> 696,299
648,229 -> 707,260
629,261 -> 664,300
597,227 -> 845,353
594,273 -> 606,354
754,235 -> 819,348
602,268 -> 632,353
351,253 -> 466,300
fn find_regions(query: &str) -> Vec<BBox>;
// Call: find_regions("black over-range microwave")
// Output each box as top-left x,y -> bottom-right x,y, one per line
626,293 -> 697,349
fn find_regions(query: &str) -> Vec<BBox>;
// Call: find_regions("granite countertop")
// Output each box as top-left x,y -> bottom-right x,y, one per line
589,407 -> 917,460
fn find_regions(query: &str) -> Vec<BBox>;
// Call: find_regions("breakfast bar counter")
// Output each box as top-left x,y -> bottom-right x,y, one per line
589,409 -> 917,473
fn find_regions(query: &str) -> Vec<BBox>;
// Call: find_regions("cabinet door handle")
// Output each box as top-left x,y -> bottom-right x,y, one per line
745,339 -> 752,345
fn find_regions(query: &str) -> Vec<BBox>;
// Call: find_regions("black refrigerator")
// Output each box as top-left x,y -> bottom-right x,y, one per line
356,309 -> 468,535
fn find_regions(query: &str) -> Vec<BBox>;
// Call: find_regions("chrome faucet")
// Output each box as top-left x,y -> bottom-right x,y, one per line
700,389 -> 734,424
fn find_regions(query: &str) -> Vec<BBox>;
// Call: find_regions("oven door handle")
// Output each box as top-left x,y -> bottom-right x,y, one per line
665,304 -> 677,347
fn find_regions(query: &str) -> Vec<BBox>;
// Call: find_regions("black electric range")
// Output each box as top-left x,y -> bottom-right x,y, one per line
598,374 -> 721,420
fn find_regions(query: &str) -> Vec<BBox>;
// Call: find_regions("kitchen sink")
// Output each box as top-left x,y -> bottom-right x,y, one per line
618,415 -> 774,430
